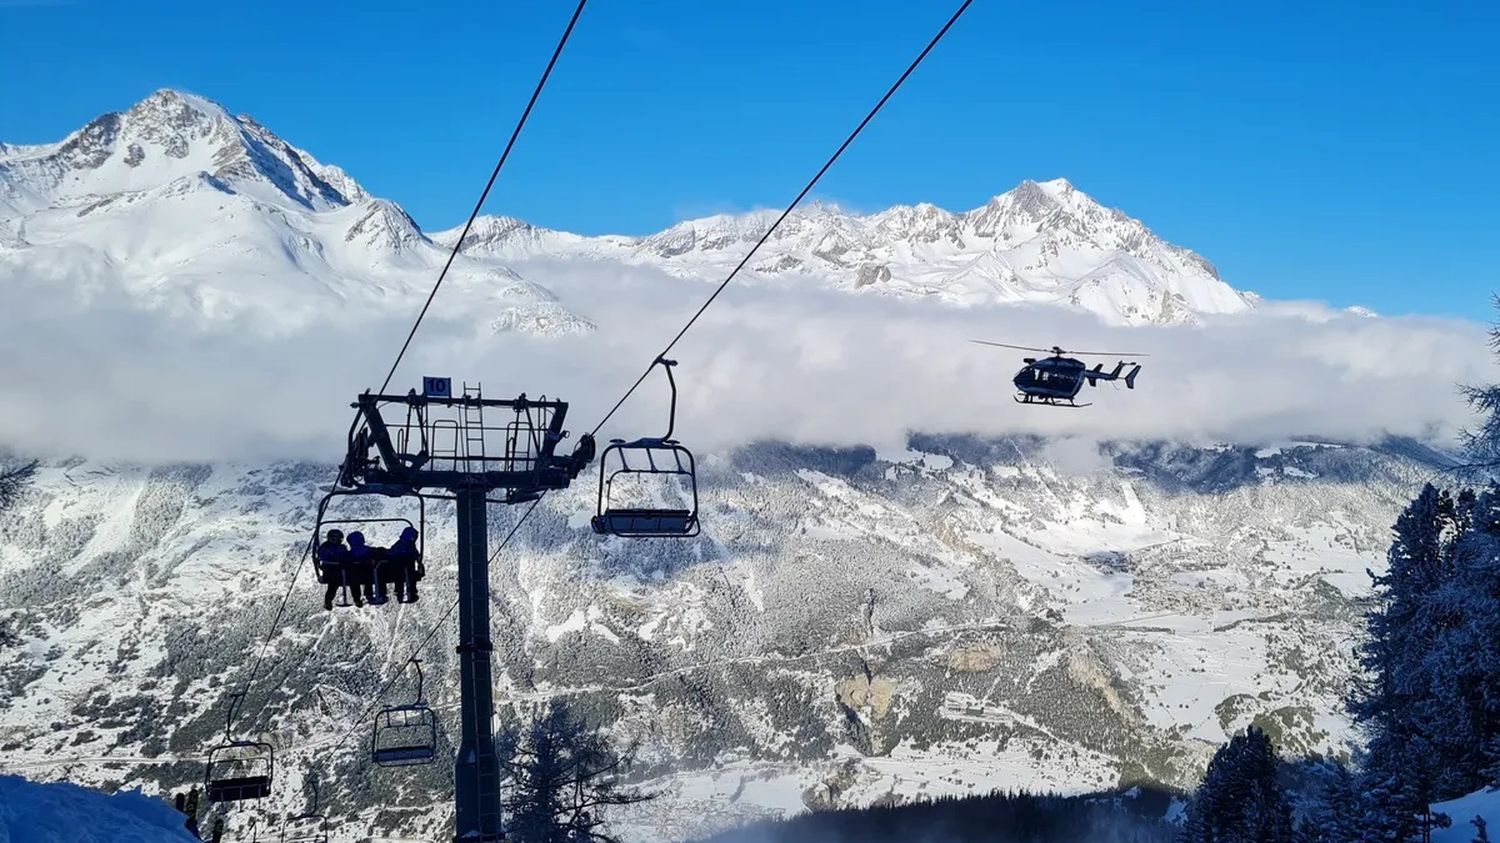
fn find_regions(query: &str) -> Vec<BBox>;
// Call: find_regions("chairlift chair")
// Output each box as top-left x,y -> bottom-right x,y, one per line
205,694 -> 274,803
372,659 -> 439,767
279,777 -> 329,843
205,740 -> 275,803
309,489 -> 427,606
280,810 -> 329,843
593,358 -> 701,538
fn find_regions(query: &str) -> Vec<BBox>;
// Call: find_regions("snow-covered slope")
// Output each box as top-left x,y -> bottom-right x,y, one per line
0,90 -> 593,336
1433,787 -> 1500,842
0,775 -> 198,843
436,181 -> 1250,325
0,438 -> 1440,840
3,89 -> 1248,331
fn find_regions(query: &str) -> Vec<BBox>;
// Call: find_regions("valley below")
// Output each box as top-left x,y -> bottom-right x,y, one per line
0,436 -> 1437,840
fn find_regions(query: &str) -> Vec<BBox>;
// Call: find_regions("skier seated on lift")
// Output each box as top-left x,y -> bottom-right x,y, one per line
385,526 -> 423,604
316,529 -> 361,610
346,531 -> 383,606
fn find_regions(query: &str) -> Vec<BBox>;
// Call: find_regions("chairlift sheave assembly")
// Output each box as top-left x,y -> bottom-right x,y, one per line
593,357 -> 700,538
336,379 -> 595,501
204,693 -> 274,804
312,378 -> 596,609
371,659 -> 439,768
971,340 -> 1146,408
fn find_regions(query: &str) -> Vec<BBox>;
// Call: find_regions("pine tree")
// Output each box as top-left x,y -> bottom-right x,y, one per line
1298,761 -> 1360,843
1473,815 -> 1490,843
1350,485 -> 1462,836
500,702 -> 653,843
1180,726 -> 1294,843
1427,485 -> 1500,792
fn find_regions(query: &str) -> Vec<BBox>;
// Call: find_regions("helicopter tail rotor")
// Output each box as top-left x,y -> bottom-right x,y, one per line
1125,364 -> 1141,389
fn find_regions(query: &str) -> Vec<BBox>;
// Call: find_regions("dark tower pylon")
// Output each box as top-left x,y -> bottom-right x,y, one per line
454,484 -> 498,838
341,379 -> 594,842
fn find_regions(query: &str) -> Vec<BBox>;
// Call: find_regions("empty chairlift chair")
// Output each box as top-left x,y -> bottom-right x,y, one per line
205,695 -> 274,803
372,659 -> 439,767
593,357 -> 700,538
280,813 -> 329,843
279,778 -> 329,843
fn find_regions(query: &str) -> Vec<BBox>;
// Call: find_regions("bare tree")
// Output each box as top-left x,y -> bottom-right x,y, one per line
500,702 -> 653,843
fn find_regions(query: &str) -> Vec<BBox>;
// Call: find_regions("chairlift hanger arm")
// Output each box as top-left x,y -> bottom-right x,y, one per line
656,357 -> 679,441
354,393 -> 406,482
224,691 -> 244,741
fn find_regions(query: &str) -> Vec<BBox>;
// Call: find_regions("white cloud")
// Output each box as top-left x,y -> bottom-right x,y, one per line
1,260 -> 1492,463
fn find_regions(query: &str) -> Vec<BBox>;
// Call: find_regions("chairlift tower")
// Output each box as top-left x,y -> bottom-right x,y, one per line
341,378 -> 594,843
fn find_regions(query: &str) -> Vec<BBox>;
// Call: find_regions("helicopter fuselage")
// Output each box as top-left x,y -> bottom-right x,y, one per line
1013,356 -> 1088,402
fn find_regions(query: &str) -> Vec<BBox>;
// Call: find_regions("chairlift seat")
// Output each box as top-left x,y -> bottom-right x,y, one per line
592,508 -> 698,538
206,774 -> 272,803
372,744 -> 438,766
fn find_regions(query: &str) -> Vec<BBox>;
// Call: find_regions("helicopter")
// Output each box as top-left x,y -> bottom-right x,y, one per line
971,340 -> 1145,408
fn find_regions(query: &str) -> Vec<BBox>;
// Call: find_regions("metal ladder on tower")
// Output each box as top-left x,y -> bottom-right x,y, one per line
461,382 -> 486,474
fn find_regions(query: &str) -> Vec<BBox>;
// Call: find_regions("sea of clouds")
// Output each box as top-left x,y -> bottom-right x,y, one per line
0,258 -> 1491,464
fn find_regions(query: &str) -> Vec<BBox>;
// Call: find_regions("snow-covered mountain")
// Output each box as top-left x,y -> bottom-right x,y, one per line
436,182 -> 1251,325
3,89 -> 1249,330
0,438 -> 1442,840
0,89 -> 1415,842
0,89 -> 593,336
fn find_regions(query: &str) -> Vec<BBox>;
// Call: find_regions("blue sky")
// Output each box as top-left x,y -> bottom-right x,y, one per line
3,0 -> 1497,318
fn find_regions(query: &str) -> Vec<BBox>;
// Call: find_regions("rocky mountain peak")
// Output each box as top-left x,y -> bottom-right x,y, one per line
345,197 -> 429,253
3,89 -> 369,214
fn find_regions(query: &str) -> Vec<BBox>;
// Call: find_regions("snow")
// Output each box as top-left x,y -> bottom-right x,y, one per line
1433,787 -> 1500,842
2,90 -> 1257,336
0,440 -> 1434,841
0,775 -> 198,843
0,90 -> 592,339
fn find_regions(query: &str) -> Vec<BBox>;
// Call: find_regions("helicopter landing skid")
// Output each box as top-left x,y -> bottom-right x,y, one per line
1014,395 -> 1091,408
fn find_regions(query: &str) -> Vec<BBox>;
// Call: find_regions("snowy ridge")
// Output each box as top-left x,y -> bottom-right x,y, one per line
435,180 -> 1251,325
0,89 -> 593,337
3,88 -> 1252,333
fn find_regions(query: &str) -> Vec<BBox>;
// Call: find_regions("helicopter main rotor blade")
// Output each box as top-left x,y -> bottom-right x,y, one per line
969,340 -> 1054,353
1064,349 -> 1151,358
